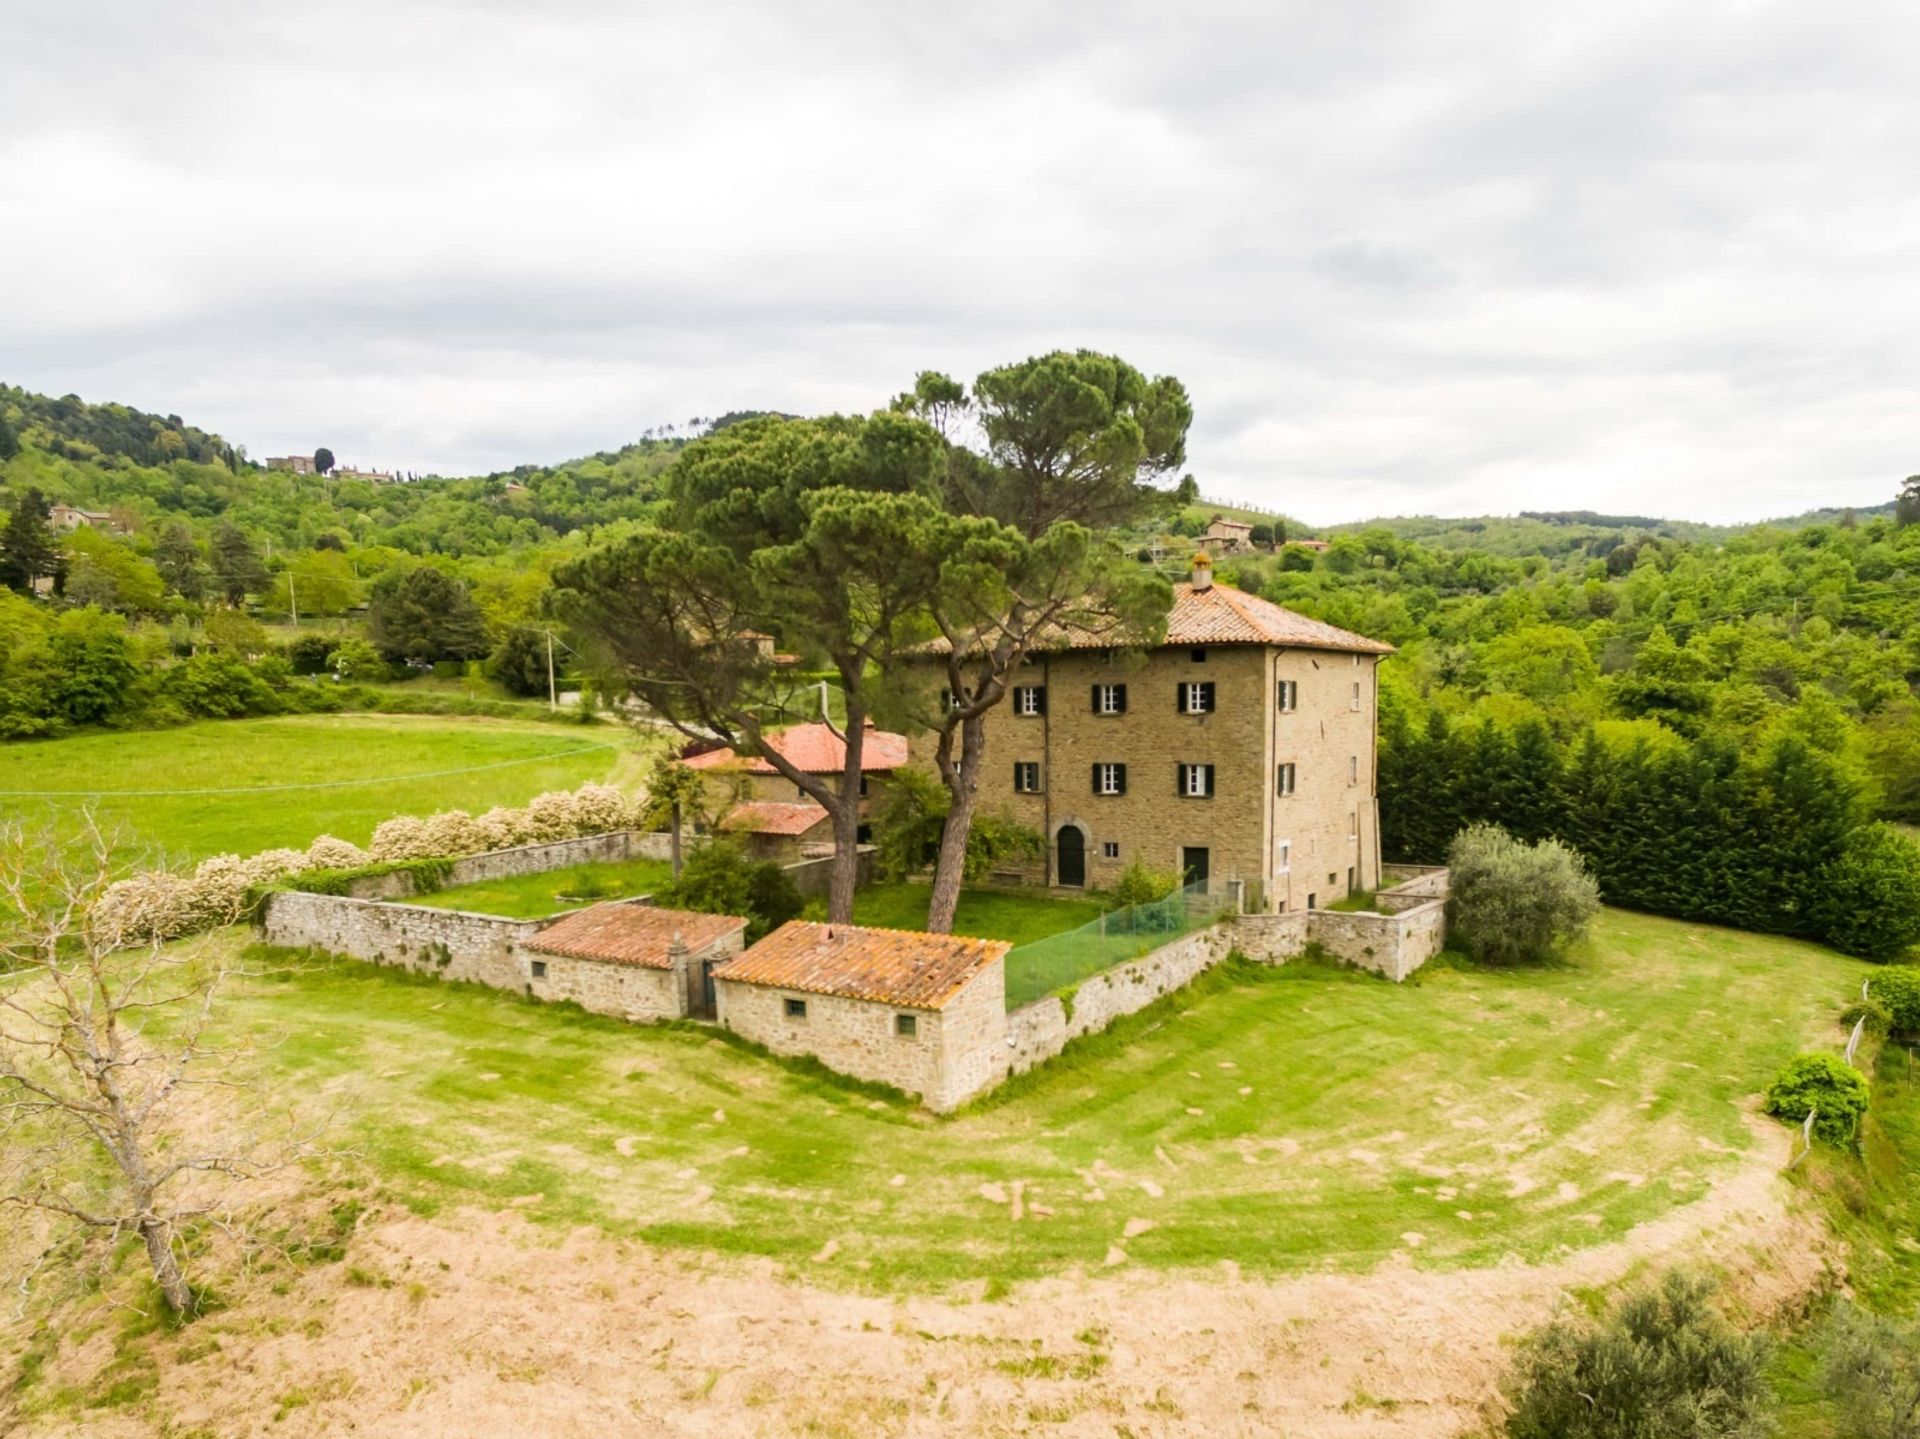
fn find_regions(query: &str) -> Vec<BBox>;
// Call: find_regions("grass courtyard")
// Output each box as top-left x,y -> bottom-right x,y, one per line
0,715 -> 634,861
414,857 -> 677,919
227,906 -> 1870,1293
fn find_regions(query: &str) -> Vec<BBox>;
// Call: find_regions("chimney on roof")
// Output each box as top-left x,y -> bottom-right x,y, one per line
1191,552 -> 1214,591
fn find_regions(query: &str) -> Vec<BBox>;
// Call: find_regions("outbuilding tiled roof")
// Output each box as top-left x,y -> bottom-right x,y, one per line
681,721 -> 909,776
711,921 -> 1008,1010
722,801 -> 832,837
527,904 -> 747,969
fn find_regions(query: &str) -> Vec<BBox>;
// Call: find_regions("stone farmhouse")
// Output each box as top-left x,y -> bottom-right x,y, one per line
682,719 -> 908,845
911,554 -> 1393,912
523,902 -> 746,1020
264,455 -> 315,474
48,503 -> 122,533
1199,514 -> 1256,554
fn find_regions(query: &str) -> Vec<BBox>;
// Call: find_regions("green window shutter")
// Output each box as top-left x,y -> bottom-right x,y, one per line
1204,765 -> 1216,797
1116,763 -> 1127,795
1091,685 -> 1101,713
1175,683 -> 1186,713
1115,684 -> 1127,713
1202,681 -> 1216,712
1091,763 -> 1101,793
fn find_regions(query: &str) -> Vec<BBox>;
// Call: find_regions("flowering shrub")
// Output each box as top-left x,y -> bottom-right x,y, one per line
368,815 -> 436,861
304,835 -> 369,870
96,782 -> 639,945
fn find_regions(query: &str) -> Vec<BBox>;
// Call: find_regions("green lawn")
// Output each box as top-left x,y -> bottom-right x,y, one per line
849,881 -> 1107,947
229,907 -> 1870,1293
413,858 -> 677,919
0,715 -> 631,862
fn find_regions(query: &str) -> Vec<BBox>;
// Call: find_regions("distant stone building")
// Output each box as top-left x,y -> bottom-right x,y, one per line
910,554 -> 1392,912
265,455 -> 315,474
332,466 -> 401,484
1199,514 -> 1256,555
47,504 -> 121,533
712,921 -> 1009,1111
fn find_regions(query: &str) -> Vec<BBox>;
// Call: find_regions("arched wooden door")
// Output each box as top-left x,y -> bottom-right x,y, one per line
1057,824 -> 1086,888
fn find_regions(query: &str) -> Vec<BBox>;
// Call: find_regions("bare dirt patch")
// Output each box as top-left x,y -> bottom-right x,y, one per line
3,1117 -> 1834,1439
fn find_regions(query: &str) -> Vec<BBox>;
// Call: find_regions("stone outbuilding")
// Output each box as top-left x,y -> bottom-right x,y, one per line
711,921 -> 1010,1111
682,720 -> 907,838
522,902 -> 747,1021
719,800 -> 834,862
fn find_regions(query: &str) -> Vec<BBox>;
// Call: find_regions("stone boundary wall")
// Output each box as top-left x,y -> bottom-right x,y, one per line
332,831 -> 643,901
1005,923 -> 1240,1076
260,890 -> 541,991
782,846 -> 876,898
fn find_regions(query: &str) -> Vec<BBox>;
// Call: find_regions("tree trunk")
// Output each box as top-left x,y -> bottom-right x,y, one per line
139,1214 -> 192,1314
670,801 -> 683,880
826,800 -> 860,924
926,714 -> 987,934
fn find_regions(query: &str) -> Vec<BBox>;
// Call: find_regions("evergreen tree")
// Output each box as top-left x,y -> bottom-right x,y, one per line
153,524 -> 207,603
0,489 -> 57,594
366,566 -> 491,663
209,522 -> 267,605
0,411 -> 20,462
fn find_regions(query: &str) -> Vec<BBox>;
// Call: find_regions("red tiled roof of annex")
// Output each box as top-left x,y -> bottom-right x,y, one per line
711,921 -> 1008,1010
722,801 -> 831,837
526,904 -> 747,969
681,720 -> 910,775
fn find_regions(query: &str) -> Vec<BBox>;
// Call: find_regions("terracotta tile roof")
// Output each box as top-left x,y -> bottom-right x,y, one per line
711,921 -> 1008,1010
721,801 -> 831,837
1162,582 -> 1394,653
680,721 -> 909,776
527,904 -> 746,969
915,581 -> 1392,657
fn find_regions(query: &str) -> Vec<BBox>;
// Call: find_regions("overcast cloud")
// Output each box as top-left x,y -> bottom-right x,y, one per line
4,0 -> 1917,522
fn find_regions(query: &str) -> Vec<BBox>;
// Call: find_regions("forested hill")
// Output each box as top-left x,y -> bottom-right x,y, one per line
0,384 -> 682,556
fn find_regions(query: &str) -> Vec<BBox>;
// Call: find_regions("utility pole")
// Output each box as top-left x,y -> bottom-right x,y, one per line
288,570 -> 298,628
546,629 -> 557,712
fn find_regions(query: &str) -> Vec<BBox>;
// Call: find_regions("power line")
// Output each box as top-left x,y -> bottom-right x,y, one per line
0,743 -> 618,799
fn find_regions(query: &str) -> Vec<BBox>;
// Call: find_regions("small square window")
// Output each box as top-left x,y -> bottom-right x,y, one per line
895,1012 -> 917,1038
1102,841 -> 1120,860
530,959 -> 547,980
1190,647 -> 1207,663
784,997 -> 808,1019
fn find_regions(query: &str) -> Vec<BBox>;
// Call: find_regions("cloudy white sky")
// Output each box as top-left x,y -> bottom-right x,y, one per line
4,1 -> 1916,522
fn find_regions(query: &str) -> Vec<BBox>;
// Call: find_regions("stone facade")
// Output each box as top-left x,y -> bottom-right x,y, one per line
527,923 -> 744,1022
908,641 -> 1382,910
715,955 -> 1006,1112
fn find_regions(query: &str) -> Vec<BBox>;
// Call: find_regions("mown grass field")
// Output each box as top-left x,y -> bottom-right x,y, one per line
0,715 -> 635,861
415,858 -> 677,918
227,907 -> 1869,1293
848,881 -> 1107,946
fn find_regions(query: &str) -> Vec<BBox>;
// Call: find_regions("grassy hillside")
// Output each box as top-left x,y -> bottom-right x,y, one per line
222,907 -> 1861,1292
0,715 -> 634,860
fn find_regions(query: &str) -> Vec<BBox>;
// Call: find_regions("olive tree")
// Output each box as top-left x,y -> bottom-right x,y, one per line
1446,822 -> 1600,965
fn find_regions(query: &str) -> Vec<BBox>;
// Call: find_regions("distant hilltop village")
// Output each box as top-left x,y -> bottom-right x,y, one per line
264,455 -> 408,483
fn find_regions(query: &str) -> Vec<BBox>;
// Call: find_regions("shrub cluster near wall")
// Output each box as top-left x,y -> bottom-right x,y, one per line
95,781 -> 641,942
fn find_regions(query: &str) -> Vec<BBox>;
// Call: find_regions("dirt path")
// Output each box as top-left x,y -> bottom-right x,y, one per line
9,1117 -> 1834,1439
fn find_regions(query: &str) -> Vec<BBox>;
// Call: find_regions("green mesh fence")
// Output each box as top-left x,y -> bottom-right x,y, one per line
1002,880 -> 1237,1011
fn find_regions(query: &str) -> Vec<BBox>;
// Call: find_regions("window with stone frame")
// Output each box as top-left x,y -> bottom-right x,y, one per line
895,1012 -> 917,1038
784,997 -> 807,1019
1276,762 -> 1297,797
1092,682 -> 1127,715
1013,760 -> 1043,793
1013,685 -> 1047,716
1178,762 -> 1215,798
1092,762 -> 1127,796
1277,679 -> 1298,712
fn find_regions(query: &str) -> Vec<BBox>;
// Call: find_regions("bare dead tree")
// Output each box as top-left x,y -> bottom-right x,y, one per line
0,816 -> 313,1316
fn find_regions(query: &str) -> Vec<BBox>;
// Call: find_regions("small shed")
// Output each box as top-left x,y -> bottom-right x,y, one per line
720,800 -> 833,861
522,903 -> 748,1021
711,921 -> 1010,1111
